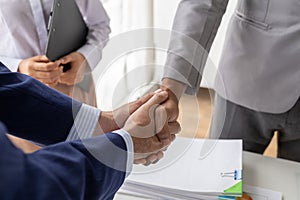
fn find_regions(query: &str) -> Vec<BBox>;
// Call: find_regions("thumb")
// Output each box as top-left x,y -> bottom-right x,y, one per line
36,55 -> 50,62
128,92 -> 154,115
141,90 -> 168,112
59,55 -> 72,64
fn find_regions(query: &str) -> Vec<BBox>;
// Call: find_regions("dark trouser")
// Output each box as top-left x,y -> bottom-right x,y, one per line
209,94 -> 300,162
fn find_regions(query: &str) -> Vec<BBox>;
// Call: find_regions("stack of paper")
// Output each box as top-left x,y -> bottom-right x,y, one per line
119,137 -> 243,199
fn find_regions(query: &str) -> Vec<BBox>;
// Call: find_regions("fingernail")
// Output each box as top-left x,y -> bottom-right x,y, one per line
149,156 -> 158,163
160,91 -> 168,97
154,89 -> 162,93
152,159 -> 159,164
162,138 -> 171,146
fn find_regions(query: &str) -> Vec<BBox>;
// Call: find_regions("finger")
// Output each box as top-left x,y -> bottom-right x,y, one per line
33,62 -> 60,72
151,151 -> 164,164
162,146 -> 168,152
132,135 -> 166,155
154,105 -> 168,133
164,134 -> 176,146
146,154 -> 159,163
156,122 -> 181,142
111,93 -> 155,129
39,78 -> 58,85
163,103 -> 179,123
37,77 -> 60,85
54,59 -> 63,66
146,151 -> 164,165
34,69 -> 62,80
156,122 -> 171,143
60,69 -> 83,80
170,134 -> 176,142
128,92 -> 155,114
33,55 -> 50,63
160,135 -> 176,150
168,121 -> 181,135
59,79 -> 75,86
141,91 -> 168,112
142,156 -> 154,166
157,151 -> 164,160
128,91 -> 168,135
134,158 -> 147,165
44,82 -> 58,87
60,73 -> 74,81
59,75 -> 79,86
59,55 -> 73,64
155,121 -> 180,145
160,88 -> 180,122
138,92 -> 156,105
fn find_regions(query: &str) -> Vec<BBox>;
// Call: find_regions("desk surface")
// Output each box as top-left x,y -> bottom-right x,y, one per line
243,152 -> 300,200
115,151 -> 300,200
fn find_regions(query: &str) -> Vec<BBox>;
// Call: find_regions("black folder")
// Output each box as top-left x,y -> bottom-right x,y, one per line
46,0 -> 88,63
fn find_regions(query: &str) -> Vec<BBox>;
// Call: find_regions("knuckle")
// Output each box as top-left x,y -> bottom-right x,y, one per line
44,73 -> 51,78
45,66 -> 52,71
27,71 -> 34,76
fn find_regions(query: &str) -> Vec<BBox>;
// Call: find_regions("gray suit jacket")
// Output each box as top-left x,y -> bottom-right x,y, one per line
164,0 -> 300,113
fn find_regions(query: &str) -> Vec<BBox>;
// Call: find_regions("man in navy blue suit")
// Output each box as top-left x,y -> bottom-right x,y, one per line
0,62 -> 179,200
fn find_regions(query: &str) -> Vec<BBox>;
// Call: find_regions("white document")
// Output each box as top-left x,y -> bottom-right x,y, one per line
121,137 -> 242,198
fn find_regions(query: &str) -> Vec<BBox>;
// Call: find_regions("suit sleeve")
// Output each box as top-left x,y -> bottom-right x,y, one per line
0,122 -> 128,200
164,0 -> 229,95
0,63 -> 82,145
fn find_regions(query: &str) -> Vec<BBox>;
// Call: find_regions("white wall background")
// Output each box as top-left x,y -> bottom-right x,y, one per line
96,0 -> 238,110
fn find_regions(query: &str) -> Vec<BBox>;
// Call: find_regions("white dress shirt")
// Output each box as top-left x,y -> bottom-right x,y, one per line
0,0 -> 111,71
0,0 -> 112,140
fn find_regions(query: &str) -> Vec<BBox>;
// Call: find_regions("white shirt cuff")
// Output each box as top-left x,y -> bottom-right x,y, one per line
77,44 -> 102,70
114,129 -> 134,178
0,57 -> 22,72
66,104 -> 101,141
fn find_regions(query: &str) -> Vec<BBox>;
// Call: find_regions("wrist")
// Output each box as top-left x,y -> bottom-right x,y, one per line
98,111 -> 119,134
161,78 -> 186,101
18,60 -> 26,73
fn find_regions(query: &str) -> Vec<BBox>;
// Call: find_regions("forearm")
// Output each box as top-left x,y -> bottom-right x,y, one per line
94,111 -> 117,135
164,0 -> 228,95
77,0 -> 111,69
161,78 -> 187,100
0,128 -> 129,200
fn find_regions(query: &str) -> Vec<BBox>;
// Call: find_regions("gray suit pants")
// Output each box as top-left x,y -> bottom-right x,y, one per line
210,94 -> 300,162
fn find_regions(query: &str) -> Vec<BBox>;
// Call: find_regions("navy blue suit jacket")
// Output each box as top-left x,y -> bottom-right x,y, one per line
0,63 -> 128,199
0,63 -> 82,145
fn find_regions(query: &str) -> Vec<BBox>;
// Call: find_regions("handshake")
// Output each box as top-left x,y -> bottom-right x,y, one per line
97,87 -> 180,166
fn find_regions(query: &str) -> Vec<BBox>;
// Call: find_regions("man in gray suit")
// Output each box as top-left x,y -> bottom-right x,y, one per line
160,0 -> 300,162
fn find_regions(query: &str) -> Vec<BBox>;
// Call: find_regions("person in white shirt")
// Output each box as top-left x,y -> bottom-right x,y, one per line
0,0 -> 110,106
0,0 -> 110,151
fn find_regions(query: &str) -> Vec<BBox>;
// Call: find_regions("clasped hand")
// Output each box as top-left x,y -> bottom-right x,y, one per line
98,90 -> 180,166
18,52 -> 86,86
